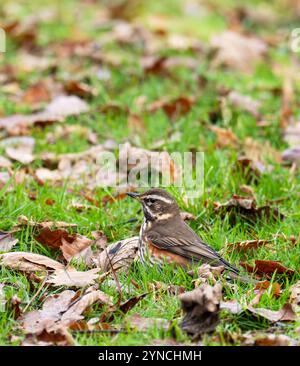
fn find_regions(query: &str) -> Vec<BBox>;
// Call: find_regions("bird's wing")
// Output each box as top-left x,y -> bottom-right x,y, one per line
146,221 -> 239,273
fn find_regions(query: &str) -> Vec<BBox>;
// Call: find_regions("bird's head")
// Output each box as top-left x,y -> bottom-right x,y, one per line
126,188 -> 180,222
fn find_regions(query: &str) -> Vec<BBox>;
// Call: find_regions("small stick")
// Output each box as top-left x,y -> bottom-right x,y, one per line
23,276 -> 49,313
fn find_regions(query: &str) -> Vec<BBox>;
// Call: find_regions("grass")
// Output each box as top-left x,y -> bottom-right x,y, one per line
0,0 -> 300,345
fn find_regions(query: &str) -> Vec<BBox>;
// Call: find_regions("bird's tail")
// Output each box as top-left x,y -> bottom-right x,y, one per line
219,257 -> 258,284
226,269 -> 258,284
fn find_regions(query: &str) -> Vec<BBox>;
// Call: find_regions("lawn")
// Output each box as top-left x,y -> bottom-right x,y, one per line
0,0 -> 299,346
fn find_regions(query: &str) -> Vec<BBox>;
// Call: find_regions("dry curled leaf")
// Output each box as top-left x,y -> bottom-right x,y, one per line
22,329 -> 75,346
0,231 -> 19,252
5,146 -> 34,164
0,96 -> 89,135
240,260 -> 295,278
214,195 -> 284,224
64,80 -> 96,99
227,91 -> 261,119
0,156 -> 12,168
147,96 -> 195,120
46,268 -> 103,288
210,30 -> 267,73
0,251 -> 64,273
34,227 -> 74,250
220,300 -> 242,315
0,284 -> 6,311
16,215 -> 77,229
20,290 -> 76,335
93,236 -> 139,273
20,288 -> 112,336
282,146 -> 300,166
101,292 -> 149,323
60,289 -> 113,325
248,333 -> 296,346
247,303 -> 297,322
290,281 -> 300,310
254,280 -> 281,299
179,283 -> 222,338
141,55 -> 168,75
22,81 -> 51,105
127,113 -> 146,135
227,239 -> 271,252
209,126 -> 238,148
61,235 -> 93,264
192,263 -> 224,286
119,293 -> 148,314
35,168 -> 62,184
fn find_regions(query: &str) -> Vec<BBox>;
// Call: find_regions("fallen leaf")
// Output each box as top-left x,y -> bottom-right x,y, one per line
22,329 -> 75,346
46,268 -> 103,288
20,288 -> 112,336
0,96 -> 89,135
220,300 -> 242,315
290,281 -> 300,310
60,289 -> 113,325
239,184 -> 255,198
43,95 -> 89,117
244,137 -> 282,163
35,227 -> 74,250
179,283 -> 222,338
10,295 -> 22,319
240,260 -> 295,278
192,264 -> 224,286
22,81 -> 51,105
247,303 -> 297,322
280,74 -> 294,130
254,280 -> 281,298
119,142 -> 181,185
209,126 -> 238,148
119,293 -> 148,314
250,333 -> 296,346
210,30 -> 267,73
0,251 -> 64,273
20,290 -> 76,334
214,195 -> 285,224
0,231 -> 19,252
101,292 -> 149,323
141,55 -> 168,75
16,215 -> 77,229
282,146 -> 300,165
227,91 -> 261,119
227,239 -> 271,252
61,235 -> 93,264
127,113 -> 146,134
64,80 -> 96,99
0,156 -> 12,168
35,168 -> 62,184
125,313 -> 169,332
147,96 -> 195,120
0,284 -> 6,311
5,146 -> 34,164
93,237 -> 139,272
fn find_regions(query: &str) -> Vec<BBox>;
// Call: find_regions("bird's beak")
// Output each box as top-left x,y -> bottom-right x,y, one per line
126,192 -> 141,200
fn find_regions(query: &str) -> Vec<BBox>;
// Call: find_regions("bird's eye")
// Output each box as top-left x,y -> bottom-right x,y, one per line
146,198 -> 155,204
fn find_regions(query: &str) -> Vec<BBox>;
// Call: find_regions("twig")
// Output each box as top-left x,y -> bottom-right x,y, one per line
23,276 -> 49,313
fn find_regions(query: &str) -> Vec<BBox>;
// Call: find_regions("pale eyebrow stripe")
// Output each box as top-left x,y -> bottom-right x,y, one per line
143,194 -> 173,204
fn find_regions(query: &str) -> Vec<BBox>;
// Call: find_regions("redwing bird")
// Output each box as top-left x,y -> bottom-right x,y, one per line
127,188 -> 244,280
